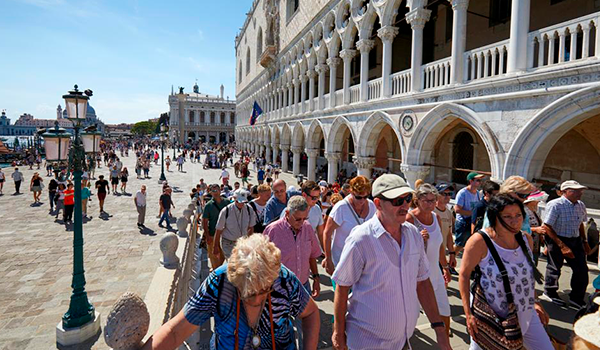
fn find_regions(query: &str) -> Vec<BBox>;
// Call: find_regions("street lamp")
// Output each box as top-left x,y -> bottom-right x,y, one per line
82,126 -> 101,179
45,85 -> 101,346
159,125 -> 167,183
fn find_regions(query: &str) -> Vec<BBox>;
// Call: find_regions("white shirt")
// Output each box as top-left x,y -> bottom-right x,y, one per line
11,171 -> 23,181
332,216 -> 430,350
135,190 -> 146,207
329,197 -> 377,265
221,170 -> 229,179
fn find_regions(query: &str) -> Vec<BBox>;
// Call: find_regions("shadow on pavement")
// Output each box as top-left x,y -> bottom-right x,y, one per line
56,328 -> 101,350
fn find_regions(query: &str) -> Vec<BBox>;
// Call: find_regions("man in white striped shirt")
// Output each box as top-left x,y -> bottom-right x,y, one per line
332,174 -> 451,350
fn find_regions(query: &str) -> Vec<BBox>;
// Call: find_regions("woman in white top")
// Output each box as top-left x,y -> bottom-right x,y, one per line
459,194 -> 552,350
406,184 -> 452,337
323,176 -> 377,276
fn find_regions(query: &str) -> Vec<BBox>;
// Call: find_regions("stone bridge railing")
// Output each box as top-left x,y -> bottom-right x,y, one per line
103,201 -> 202,350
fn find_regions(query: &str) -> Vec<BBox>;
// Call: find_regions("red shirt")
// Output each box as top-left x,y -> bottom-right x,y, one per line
64,189 -> 75,205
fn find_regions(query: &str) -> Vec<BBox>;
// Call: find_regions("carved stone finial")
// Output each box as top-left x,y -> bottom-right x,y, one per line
160,233 -> 179,268
182,208 -> 194,222
177,217 -> 189,238
104,292 -> 150,350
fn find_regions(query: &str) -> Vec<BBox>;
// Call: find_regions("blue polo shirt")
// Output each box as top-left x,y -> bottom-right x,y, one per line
263,190 -> 301,225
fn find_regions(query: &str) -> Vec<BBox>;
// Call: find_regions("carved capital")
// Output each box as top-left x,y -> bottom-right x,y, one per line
356,39 -> 375,54
300,74 -> 308,83
400,164 -> 431,177
280,144 -> 290,151
325,152 -> 341,162
406,8 -> 431,30
377,26 -> 399,43
307,69 -> 317,79
293,78 -> 300,86
326,57 -> 342,68
449,0 -> 469,11
291,146 -> 303,154
271,143 -> 279,150
353,156 -> 376,169
315,64 -> 329,74
339,49 -> 357,61
305,148 -> 319,158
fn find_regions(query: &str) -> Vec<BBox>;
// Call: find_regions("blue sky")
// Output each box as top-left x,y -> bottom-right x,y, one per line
0,0 -> 248,124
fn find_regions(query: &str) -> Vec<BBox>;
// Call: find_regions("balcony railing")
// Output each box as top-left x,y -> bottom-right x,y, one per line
324,93 -> 330,108
423,57 -> 451,90
368,78 -> 382,100
391,69 -> 411,96
465,39 -> 509,82
350,85 -> 360,103
528,12 -> 600,70
335,90 -> 343,106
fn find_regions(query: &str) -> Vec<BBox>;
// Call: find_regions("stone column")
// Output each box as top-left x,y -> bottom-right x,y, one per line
325,152 -> 341,184
406,8 -> 431,92
293,79 -> 300,115
306,148 -> 319,181
507,0 -> 531,73
281,145 -> 290,172
287,83 -> 293,116
356,39 -> 375,102
400,164 -> 431,189
292,146 -> 302,176
378,26 -> 399,98
353,156 -> 376,179
449,0 -> 469,84
316,63 -> 328,110
327,57 -> 341,108
260,143 -> 265,158
272,143 -> 279,165
265,144 -> 272,164
300,75 -> 307,114
278,88 -> 283,115
340,49 -> 357,105
308,69 -> 316,111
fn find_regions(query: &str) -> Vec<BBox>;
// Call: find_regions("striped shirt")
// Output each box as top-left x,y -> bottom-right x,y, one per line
332,215 -> 430,349
184,264 -> 309,350
543,196 -> 587,238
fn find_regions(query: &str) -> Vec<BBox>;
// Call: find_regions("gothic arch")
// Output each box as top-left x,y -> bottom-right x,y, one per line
358,111 -> 406,159
291,121 -> 306,148
271,124 -> 281,145
504,84 -> 600,180
306,119 -> 328,151
327,116 -> 357,154
281,123 -> 292,146
406,102 -> 504,178
257,27 -> 263,62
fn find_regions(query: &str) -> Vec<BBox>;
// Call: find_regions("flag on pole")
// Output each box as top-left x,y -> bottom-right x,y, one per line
249,101 -> 263,126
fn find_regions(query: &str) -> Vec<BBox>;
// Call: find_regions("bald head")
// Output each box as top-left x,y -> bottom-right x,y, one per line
273,179 -> 287,203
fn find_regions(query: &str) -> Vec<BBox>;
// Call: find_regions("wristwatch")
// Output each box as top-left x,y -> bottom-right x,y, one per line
431,321 -> 445,329
311,273 -> 320,279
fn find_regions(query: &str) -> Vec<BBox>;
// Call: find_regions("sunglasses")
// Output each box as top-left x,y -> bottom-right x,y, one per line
380,193 -> 413,206
441,192 -> 454,197
515,192 -> 530,199
307,194 -> 319,201
353,194 -> 368,200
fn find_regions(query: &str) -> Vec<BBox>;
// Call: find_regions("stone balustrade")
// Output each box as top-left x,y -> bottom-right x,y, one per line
103,202 -> 201,350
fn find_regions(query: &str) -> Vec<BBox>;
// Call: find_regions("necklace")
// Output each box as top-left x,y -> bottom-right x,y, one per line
235,292 -> 276,350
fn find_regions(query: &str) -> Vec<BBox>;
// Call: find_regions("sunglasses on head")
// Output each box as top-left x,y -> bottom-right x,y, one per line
515,192 -> 530,199
380,193 -> 413,206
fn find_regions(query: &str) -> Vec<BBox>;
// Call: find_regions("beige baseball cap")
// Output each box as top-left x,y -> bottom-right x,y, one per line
560,180 -> 588,191
573,297 -> 600,348
372,174 -> 413,199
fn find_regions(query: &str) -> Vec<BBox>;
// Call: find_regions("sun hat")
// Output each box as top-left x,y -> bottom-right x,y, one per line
467,172 -> 485,182
372,174 -> 413,199
573,296 -> 600,348
435,183 -> 455,193
560,180 -> 588,191
524,191 -> 549,204
232,189 -> 249,203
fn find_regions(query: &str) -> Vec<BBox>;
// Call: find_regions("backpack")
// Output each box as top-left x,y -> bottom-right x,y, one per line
248,201 -> 266,233
225,203 -> 252,221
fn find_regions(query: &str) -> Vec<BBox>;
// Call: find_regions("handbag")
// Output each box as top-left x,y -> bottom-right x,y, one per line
470,231 -> 524,350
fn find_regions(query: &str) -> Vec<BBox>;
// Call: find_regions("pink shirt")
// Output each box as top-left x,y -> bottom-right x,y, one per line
264,217 -> 323,284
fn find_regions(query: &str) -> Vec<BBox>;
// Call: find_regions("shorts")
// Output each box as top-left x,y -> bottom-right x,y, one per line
454,218 -> 472,247
98,192 -> 107,201
0,179 -> 4,183
220,237 -> 237,259
121,178 -> 127,183
111,177 -> 119,185
32,186 -> 41,192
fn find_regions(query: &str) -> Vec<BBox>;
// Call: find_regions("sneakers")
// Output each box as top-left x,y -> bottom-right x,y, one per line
449,267 -> 459,276
540,292 -> 566,306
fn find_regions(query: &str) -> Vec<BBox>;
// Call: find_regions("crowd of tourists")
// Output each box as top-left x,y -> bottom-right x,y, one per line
136,148 -> 599,350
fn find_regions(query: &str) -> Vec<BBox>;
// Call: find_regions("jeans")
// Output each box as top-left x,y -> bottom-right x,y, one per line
137,205 -> 146,225
64,204 -> 74,221
49,191 -> 56,211
544,236 -> 589,302
14,180 -> 21,193
159,209 -> 171,228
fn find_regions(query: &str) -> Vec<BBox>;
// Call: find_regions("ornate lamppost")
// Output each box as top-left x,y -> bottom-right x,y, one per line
159,125 -> 167,183
82,125 -> 101,180
45,85 -> 101,346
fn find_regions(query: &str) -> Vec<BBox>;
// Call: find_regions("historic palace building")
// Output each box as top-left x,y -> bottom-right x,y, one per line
235,0 -> 600,207
169,83 -> 237,144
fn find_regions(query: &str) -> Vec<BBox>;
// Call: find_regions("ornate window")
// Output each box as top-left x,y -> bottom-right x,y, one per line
246,48 -> 251,76
257,28 -> 263,62
287,0 -> 300,22
239,60 -> 243,83
200,111 -> 205,123
220,112 -> 226,124
188,111 -> 194,123
210,112 -> 215,124
230,113 -> 235,124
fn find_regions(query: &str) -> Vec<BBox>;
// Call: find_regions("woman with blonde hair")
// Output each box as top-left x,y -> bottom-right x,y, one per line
482,175 -> 536,234
323,176 -> 376,276
406,184 -> 452,337
142,234 -> 320,350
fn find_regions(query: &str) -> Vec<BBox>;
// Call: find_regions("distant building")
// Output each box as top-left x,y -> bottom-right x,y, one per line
0,111 -> 36,136
105,123 -> 134,138
169,82 -> 236,144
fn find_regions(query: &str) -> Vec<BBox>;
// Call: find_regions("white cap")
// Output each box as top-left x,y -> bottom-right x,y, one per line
233,189 -> 249,203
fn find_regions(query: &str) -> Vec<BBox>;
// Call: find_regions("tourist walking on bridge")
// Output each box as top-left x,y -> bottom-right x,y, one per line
0,168 -> 5,195
30,172 -> 43,203
11,167 -> 23,194
202,184 -> 229,268
135,185 -> 147,228
158,187 -> 174,230
213,189 -> 255,261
